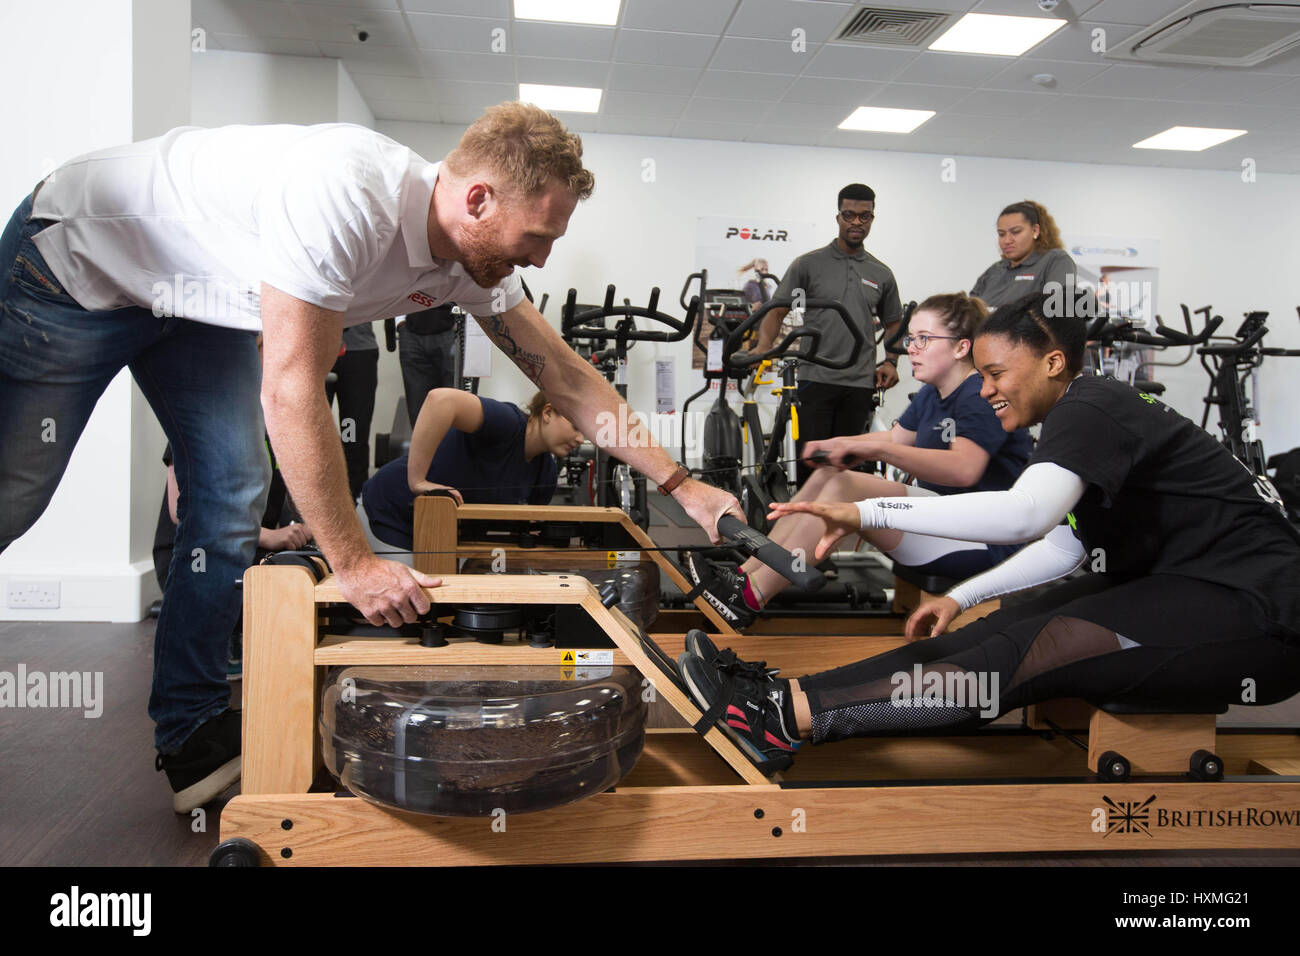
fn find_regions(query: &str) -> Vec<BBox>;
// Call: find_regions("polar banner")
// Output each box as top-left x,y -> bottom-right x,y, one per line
692,216 -> 821,369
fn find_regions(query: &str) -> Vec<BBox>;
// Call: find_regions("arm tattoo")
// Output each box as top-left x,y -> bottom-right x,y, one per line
479,313 -> 547,385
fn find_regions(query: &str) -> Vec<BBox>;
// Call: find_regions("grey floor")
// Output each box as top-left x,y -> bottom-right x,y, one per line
2,615 -> 1299,867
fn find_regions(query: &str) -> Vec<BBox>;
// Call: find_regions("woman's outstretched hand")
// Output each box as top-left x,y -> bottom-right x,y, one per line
905,596 -> 960,642
765,500 -> 860,561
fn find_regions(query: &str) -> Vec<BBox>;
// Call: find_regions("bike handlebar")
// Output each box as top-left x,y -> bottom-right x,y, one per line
562,284 -> 699,344
723,296 -> 866,372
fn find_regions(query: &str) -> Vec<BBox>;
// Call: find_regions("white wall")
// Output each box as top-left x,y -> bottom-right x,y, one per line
0,0 -> 190,623
379,119 -> 1300,463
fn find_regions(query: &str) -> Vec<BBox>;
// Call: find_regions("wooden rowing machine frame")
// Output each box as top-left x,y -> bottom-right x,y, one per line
216,560 -> 1300,866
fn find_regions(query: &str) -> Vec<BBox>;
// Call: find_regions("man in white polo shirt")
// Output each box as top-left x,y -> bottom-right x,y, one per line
0,102 -> 740,813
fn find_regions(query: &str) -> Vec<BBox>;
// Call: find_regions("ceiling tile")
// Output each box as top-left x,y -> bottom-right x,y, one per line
761,100 -> 858,128
983,58 -> 1111,93
1029,20 -> 1138,64
430,80 -> 517,109
1248,78 -> 1300,107
893,51 -> 1009,87
710,36 -> 820,74
515,57 -> 611,87
1075,0 -> 1192,27
727,0 -> 855,43
370,98 -> 442,122
1077,63 -> 1204,98
608,62 -> 703,94
865,82 -> 970,110
558,115 -> 601,132
693,69 -> 794,100
947,88 -> 1059,117
616,29 -> 719,68
192,0 -> 303,38
1251,45 -> 1300,75
621,0 -> 738,35
401,0 -> 508,14
817,127 -> 943,151
673,119 -> 755,141
602,90 -> 690,118
206,33 -> 322,56
802,43 -> 917,81
747,124 -> 829,146
351,72 -> 433,100
903,112 -> 992,138
297,0 -> 399,8
1165,68 -> 1295,104
680,96 -> 771,123
405,13 -> 504,53
438,104 -> 487,124
318,40 -> 423,75
420,49 -> 511,80
512,21 -> 617,60
781,74 -> 885,106
597,115 -> 679,136
290,5 -> 410,44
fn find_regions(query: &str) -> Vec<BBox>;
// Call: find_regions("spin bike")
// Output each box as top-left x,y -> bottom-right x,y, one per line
1196,306 -> 1300,481
559,283 -> 701,529
1083,304 -> 1223,395
713,296 -> 865,533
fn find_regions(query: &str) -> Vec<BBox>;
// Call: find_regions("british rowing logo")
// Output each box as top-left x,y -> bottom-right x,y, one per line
1102,794 -> 1156,837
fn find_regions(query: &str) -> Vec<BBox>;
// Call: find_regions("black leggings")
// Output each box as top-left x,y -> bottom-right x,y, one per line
799,574 -> 1300,744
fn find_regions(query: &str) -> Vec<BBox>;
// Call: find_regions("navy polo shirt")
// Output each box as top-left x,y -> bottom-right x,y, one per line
361,397 -> 557,549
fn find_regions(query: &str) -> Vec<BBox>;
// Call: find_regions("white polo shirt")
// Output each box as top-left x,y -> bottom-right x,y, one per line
30,123 -> 524,330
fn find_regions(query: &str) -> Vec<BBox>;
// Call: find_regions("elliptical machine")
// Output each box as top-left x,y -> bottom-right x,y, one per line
559,284 -> 701,529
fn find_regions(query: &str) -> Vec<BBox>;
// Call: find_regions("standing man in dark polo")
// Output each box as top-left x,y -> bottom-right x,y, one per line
750,184 -> 904,481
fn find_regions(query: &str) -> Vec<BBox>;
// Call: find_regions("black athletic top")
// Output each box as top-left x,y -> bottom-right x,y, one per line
1029,375 -> 1300,640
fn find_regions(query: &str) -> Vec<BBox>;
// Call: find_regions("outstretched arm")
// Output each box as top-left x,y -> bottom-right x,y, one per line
473,297 -> 744,542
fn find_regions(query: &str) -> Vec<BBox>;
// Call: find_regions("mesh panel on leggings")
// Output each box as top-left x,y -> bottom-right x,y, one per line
811,697 -> 979,742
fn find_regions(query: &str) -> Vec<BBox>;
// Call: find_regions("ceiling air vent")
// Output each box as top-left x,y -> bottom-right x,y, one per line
1107,2 -> 1300,67
833,6 -> 953,48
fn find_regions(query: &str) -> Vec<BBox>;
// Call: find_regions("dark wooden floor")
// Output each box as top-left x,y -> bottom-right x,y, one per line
3,615 -> 1299,867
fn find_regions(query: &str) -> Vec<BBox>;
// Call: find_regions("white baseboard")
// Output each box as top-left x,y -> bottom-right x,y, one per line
0,560 -> 161,624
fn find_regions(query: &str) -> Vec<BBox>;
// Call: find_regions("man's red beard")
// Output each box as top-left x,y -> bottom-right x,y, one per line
460,216 -> 513,288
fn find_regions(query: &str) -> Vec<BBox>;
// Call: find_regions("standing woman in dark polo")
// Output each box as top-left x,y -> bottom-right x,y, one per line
970,201 -> 1081,311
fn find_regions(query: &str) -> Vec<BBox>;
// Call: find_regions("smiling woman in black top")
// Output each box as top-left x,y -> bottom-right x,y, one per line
677,291 -> 1300,766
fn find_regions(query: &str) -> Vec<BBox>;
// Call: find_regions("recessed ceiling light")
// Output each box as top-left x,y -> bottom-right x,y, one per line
1132,126 -> 1247,151
929,13 -> 1066,56
519,83 -> 602,113
514,0 -> 620,26
839,106 -> 935,134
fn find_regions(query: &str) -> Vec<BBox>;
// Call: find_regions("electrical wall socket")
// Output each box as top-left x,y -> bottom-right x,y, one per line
6,579 -> 61,609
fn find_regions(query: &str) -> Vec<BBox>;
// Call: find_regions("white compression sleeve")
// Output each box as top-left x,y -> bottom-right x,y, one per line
855,462 -> 1087,544
946,524 -> 1087,611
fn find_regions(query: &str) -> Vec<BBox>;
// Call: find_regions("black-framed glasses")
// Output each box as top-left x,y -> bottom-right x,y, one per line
903,333 -> 962,351
838,210 -> 875,224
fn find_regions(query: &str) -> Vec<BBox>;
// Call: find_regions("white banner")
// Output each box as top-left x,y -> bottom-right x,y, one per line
1066,235 -> 1161,325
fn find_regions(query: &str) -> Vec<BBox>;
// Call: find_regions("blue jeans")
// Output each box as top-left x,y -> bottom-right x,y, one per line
0,194 -> 270,753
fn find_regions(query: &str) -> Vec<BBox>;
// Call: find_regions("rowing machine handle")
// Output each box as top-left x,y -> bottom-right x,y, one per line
716,514 -> 827,592
809,449 -> 861,468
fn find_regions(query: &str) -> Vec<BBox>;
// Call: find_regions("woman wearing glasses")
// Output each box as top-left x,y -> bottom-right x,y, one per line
970,200 -> 1080,311
686,292 -> 1031,628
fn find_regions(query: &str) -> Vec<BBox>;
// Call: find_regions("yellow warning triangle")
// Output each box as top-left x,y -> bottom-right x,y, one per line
561,651 -> 575,664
